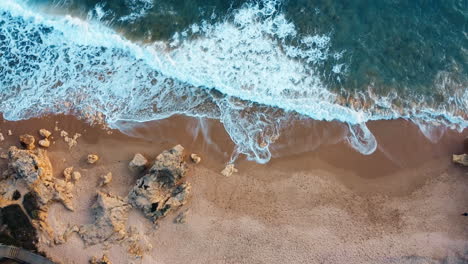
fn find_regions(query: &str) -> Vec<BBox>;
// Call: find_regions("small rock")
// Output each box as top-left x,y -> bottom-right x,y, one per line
453,154 -> 468,166
128,153 -> 148,172
19,134 -> 35,150
90,254 -> 112,264
63,167 -> 74,181
0,153 -> 7,159
190,153 -> 201,164
0,133 -> 4,141
38,139 -> 50,148
39,129 -> 52,138
174,210 -> 189,224
100,172 -> 112,187
221,164 -> 238,177
87,154 -> 99,164
72,171 -> 81,182
8,130 -> 12,136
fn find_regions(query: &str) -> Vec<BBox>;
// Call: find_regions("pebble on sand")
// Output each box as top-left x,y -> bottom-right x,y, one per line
87,154 -> 99,164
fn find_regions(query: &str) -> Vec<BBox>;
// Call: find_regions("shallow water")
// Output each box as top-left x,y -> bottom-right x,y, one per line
0,0 -> 466,163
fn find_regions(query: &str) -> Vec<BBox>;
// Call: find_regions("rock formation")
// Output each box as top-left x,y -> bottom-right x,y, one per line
128,145 -> 191,222
5,146 -> 76,237
79,191 -> 130,246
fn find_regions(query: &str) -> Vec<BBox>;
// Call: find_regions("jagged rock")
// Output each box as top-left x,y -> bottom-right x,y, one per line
7,147 -> 76,238
79,192 -> 130,246
63,167 -> 74,181
190,153 -> 201,164
150,145 -> 188,188
128,153 -> 148,172
72,171 -> 82,182
90,254 -> 112,264
100,172 -> 112,187
38,139 -> 50,148
221,164 -> 238,177
453,154 -> 468,166
19,134 -> 35,150
87,154 -> 99,164
39,129 -> 52,138
128,145 -> 191,222
8,146 -> 53,184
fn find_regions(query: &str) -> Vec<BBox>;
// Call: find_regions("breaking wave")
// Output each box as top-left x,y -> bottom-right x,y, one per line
0,0 -> 466,164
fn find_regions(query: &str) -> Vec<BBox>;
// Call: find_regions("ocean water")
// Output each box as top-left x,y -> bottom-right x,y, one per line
0,0 -> 466,163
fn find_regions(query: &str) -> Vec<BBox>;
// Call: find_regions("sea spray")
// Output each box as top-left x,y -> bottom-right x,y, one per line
0,0 -> 466,164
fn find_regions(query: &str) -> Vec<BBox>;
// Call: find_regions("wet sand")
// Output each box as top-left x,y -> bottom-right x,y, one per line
0,114 -> 467,264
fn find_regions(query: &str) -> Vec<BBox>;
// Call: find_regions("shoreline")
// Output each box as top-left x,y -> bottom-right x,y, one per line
0,114 -> 467,263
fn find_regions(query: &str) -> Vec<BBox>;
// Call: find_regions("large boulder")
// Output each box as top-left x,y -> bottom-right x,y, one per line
8,146 -> 53,184
79,192 -> 130,246
128,145 -> 191,222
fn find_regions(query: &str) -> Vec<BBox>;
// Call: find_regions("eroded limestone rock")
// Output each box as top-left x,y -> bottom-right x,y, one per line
128,145 -> 191,222
221,164 -> 238,177
100,172 -> 112,187
38,139 -> 50,148
90,254 -> 112,264
79,192 -> 130,246
19,134 -> 35,150
39,129 -> 52,138
453,154 -> 468,166
190,153 -> 201,164
87,154 -> 99,164
128,153 -> 148,172
6,146 -> 76,239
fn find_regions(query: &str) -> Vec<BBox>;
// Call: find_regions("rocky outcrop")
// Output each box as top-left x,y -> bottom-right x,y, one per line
4,146 -> 77,240
453,154 -> 468,167
79,191 -> 130,246
128,145 -> 191,222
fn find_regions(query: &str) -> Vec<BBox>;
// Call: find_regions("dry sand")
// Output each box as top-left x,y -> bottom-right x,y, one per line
0,114 -> 467,264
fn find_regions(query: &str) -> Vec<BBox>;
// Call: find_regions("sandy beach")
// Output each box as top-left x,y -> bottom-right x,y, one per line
0,114 -> 466,264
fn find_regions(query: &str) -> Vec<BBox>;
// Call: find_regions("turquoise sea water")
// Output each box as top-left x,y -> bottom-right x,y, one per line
0,0 -> 466,163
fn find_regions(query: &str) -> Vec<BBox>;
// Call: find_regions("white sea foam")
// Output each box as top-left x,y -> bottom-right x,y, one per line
0,0 -> 466,164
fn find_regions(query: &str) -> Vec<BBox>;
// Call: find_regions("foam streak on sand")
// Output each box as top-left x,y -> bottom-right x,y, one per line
0,0 -> 466,163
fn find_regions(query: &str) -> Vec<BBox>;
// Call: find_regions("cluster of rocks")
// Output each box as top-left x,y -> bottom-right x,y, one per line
0,128 -> 196,262
0,130 -> 80,249
452,137 -> 468,167
80,145 -> 192,250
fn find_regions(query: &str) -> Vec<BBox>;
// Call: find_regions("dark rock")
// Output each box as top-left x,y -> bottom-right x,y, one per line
128,145 -> 191,223
23,192 -> 41,220
11,190 -> 21,201
0,204 -> 37,250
